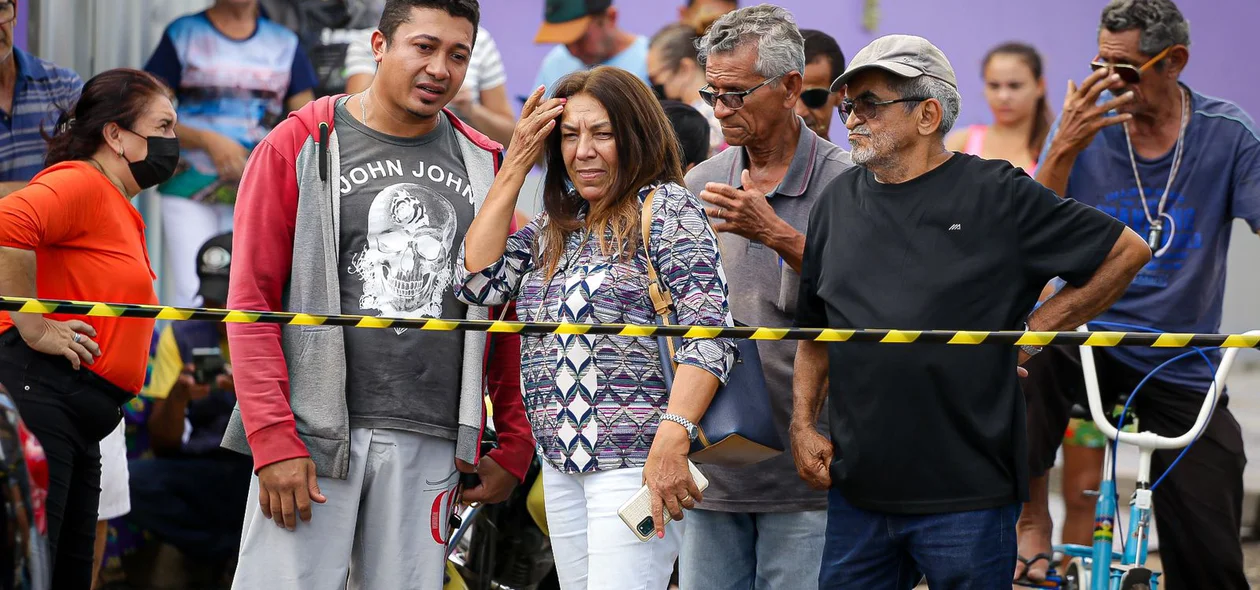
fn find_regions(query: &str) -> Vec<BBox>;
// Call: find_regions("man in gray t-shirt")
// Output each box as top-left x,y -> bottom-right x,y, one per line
680,6 -> 853,590
336,101 -> 475,438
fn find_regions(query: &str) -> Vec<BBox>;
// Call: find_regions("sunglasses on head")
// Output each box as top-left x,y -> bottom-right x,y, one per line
1090,44 -> 1180,85
799,88 -> 833,109
699,74 -> 783,110
839,96 -> 930,121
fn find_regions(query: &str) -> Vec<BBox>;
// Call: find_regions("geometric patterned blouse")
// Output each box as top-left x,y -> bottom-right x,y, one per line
455,182 -> 736,473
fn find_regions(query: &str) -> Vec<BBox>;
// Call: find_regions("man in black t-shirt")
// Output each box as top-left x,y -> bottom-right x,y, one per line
790,35 -> 1151,589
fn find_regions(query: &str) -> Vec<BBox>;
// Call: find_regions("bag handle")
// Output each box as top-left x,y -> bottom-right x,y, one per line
640,188 -> 679,368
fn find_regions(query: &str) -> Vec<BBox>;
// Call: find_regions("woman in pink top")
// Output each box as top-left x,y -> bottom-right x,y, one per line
946,42 -> 1052,174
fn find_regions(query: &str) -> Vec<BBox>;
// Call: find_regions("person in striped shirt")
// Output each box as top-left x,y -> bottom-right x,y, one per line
0,0 -> 83,196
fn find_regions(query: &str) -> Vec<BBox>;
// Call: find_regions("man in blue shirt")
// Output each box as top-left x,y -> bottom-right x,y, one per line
533,0 -> 649,92
0,0 -> 83,195
1016,1 -> 1260,589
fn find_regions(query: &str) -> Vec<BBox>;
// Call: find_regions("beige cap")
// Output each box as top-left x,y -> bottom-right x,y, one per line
830,34 -> 957,92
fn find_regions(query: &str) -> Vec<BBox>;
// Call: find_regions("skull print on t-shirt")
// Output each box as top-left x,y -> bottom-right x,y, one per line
349,182 -> 458,326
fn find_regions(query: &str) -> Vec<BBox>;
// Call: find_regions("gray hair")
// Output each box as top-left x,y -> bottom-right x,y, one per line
889,75 -> 962,137
1100,0 -> 1191,56
695,4 -> 806,80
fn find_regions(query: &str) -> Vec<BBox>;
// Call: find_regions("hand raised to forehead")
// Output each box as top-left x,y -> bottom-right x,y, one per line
503,85 -> 566,171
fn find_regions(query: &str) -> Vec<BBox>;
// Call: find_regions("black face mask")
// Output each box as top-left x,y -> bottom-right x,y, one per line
652,83 -> 668,101
122,129 -> 180,190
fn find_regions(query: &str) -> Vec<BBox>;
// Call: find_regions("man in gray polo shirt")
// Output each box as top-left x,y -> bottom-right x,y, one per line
679,6 -> 852,589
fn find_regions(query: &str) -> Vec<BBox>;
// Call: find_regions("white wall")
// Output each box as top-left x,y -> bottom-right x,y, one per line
31,0 -> 211,77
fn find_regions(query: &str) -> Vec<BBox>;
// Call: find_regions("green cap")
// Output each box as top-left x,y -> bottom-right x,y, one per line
536,0 -> 612,45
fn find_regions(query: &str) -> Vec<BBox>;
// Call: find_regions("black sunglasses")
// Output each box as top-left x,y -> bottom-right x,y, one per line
699,74 -> 783,110
1089,44 -> 1178,85
839,96 -> 930,121
799,88 -> 833,109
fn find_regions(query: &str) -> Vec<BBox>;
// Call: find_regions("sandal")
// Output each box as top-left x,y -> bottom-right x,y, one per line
1013,552 -> 1060,588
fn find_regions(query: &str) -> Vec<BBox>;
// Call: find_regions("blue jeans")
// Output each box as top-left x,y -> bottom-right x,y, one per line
819,489 -> 1019,590
679,508 -> 828,590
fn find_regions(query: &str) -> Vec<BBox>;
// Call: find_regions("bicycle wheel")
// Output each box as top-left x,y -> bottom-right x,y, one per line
1062,558 -> 1089,590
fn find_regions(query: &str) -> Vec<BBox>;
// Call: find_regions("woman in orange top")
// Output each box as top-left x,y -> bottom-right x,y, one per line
0,68 -> 178,587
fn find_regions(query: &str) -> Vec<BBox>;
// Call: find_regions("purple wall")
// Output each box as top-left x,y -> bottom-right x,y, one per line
14,0 -> 26,49
482,0 -> 1260,128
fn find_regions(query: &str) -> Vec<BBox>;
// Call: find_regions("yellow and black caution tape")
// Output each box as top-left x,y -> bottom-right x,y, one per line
2,296 -> 1258,348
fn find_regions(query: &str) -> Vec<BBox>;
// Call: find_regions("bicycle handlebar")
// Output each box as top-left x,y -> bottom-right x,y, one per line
1079,327 -> 1260,450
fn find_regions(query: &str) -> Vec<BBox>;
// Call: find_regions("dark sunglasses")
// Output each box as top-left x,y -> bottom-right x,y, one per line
699,74 -> 783,110
1090,44 -> 1179,85
839,96 -> 930,121
799,88 -> 833,109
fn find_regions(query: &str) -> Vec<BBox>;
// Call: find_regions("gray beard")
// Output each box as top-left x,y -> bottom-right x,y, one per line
851,146 -> 877,166
850,126 -> 902,174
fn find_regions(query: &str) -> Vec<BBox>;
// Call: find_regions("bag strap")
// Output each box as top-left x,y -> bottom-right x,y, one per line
640,187 -> 679,366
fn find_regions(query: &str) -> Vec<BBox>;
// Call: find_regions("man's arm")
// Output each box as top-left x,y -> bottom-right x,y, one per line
1027,228 -> 1150,334
227,139 -> 305,470
1034,68 -> 1134,198
760,221 -> 806,273
791,341 -> 829,430
788,202 -> 833,488
790,340 -> 832,489
458,85 -> 516,148
1034,140 -> 1078,199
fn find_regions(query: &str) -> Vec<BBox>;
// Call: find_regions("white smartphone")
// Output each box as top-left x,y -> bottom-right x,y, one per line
617,459 -> 710,542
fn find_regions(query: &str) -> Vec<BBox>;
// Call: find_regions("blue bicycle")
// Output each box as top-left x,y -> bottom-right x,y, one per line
1023,325 -> 1257,590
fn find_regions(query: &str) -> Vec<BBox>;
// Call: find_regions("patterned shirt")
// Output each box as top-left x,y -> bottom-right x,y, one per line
455,182 -> 735,473
0,48 -> 83,182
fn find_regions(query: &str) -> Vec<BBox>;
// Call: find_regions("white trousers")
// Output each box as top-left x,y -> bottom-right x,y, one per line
542,463 -> 683,590
232,428 -> 457,590
159,196 -> 233,307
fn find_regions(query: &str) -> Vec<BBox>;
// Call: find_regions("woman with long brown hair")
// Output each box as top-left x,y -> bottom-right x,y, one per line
456,66 -> 735,589
0,68 -> 177,587
947,42 -> 1053,172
